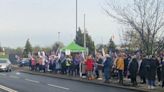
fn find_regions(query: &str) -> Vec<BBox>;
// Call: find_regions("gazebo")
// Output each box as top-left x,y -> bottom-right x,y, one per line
61,41 -> 87,77
61,41 -> 87,53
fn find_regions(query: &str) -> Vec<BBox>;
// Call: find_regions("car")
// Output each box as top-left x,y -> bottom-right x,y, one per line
0,58 -> 12,72
19,58 -> 30,67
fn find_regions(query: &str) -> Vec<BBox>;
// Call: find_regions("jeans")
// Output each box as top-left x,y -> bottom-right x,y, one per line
148,80 -> 155,86
87,71 -> 93,78
118,70 -> 123,84
98,70 -> 103,78
104,70 -> 110,81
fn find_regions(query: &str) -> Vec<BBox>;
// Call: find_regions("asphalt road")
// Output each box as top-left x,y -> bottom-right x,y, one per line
0,71 -> 138,92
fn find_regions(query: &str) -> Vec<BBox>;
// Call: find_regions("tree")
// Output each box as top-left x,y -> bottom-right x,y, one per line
107,37 -> 116,52
122,30 -> 141,51
52,42 -> 64,53
75,28 -> 84,47
75,28 -> 95,54
105,0 -> 164,55
23,39 -> 32,58
96,44 -> 108,53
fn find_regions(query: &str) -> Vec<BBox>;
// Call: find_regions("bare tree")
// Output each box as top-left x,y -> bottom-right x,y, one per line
104,0 -> 164,55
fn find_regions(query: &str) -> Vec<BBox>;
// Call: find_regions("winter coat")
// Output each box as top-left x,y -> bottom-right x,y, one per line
124,57 -> 130,71
85,59 -> 94,71
161,61 -> 164,81
97,58 -> 103,70
146,59 -> 157,80
103,57 -> 113,72
129,58 -> 139,78
31,58 -> 36,66
139,58 -> 148,78
116,57 -> 124,70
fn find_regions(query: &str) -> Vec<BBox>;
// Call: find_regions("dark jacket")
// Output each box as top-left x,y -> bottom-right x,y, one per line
146,59 -> 157,80
129,58 -> 139,78
103,57 -> 113,72
139,58 -> 148,78
161,61 -> 164,81
97,58 -> 103,70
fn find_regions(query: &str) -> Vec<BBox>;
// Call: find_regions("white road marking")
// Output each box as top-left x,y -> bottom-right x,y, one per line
0,74 -> 6,76
0,85 -> 18,92
25,79 -> 40,84
9,75 -> 20,79
16,72 -> 20,75
48,84 -> 70,90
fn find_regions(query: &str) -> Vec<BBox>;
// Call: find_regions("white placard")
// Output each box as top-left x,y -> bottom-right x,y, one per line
65,49 -> 71,55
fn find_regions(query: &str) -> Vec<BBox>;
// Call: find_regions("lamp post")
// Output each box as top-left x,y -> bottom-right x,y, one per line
76,0 -> 78,32
84,14 -> 86,48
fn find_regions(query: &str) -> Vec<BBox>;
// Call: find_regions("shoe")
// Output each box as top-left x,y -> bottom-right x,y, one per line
148,86 -> 151,89
151,86 -> 155,89
97,78 -> 103,80
140,82 -> 146,84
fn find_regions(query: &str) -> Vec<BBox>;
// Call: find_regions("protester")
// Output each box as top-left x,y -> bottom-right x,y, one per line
73,54 -> 81,76
49,56 -> 54,72
55,57 -> 61,74
31,56 -> 36,71
61,56 -> 67,74
103,54 -> 113,83
161,58 -> 164,88
124,54 -> 131,78
96,54 -> 104,80
156,57 -> 162,86
85,55 -> 94,80
116,53 -> 125,84
139,55 -> 147,84
65,55 -> 72,75
146,56 -> 157,89
129,56 -> 139,86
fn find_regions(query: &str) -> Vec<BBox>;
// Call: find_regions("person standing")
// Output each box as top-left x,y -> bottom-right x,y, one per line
161,58 -> 164,88
129,56 -> 139,86
85,55 -> 94,80
116,53 -> 125,84
31,56 -> 36,71
146,56 -> 157,89
156,57 -> 162,86
124,55 -> 131,78
97,54 -> 104,80
103,54 -> 113,83
139,55 -> 148,84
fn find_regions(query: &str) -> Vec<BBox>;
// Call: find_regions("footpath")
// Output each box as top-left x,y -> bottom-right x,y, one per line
16,66 -> 163,92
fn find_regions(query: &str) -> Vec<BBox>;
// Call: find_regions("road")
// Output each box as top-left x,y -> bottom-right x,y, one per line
0,71 -> 138,92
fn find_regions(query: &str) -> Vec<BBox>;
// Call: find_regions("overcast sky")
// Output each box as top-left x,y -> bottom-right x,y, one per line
0,0 -> 122,48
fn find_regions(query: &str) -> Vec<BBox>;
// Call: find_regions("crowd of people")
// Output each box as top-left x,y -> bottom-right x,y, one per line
27,51 -> 164,90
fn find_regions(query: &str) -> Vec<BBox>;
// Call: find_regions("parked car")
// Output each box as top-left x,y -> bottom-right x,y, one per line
0,58 -> 12,72
19,58 -> 30,67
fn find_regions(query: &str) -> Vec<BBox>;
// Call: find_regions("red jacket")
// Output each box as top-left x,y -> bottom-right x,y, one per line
85,59 -> 94,71
31,58 -> 36,65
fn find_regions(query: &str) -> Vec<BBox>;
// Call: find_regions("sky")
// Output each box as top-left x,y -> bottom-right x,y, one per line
0,0 -> 122,48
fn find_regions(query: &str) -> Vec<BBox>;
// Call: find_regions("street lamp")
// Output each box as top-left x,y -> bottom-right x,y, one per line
76,0 -> 78,32
84,14 -> 86,48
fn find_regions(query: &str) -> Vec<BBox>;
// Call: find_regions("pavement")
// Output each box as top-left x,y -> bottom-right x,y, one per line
15,66 -> 163,92
0,71 -> 140,92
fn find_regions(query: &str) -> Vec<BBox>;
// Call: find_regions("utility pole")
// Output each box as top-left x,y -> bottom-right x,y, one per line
84,14 -> 86,48
76,0 -> 78,32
